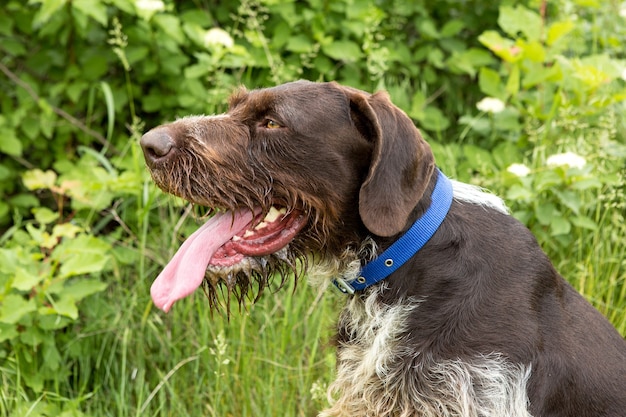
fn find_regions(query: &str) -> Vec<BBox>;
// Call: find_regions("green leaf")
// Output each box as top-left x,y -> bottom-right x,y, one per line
12,267 -> 44,292
0,294 -> 36,324
506,184 -> 533,202
446,48 -> 495,77
22,169 -> 58,190
463,145 -> 494,171
550,216 -> 571,236
14,195 -> 41,210
493,108 -> 521,132
154,14 -> 186,45
419,106 -> 450,132
0,248 -> 19,274
0,323 -> 18,342
547,21 -> 575,46
2,39 -> 27,56
498,5 -> 542,42
72,0 -> 108,26
52,235 -> 111,278
63,278 -> 108,301
440,20 -> 464,37
478,30 -> 520,63
571,215 -> 598,231
492,141 -> 522,169
31,0 -> 68,28
38,314 -> 72,330
478,67 -> 507,100
286,35 -> 313,53
417,19 -> 439,39
533,170 -> 562,192
184,63 -> 211,79
52,223 -> 82,240
570,177 -> 602,190
522,63 -> 561,88
322,40 -> 363,62
32,207 -> 59,225
0,201 -> 8,222
42,340 -> 62,371
0,13 -> 14,36
553,190 -> 582,214
523,41 -> 546,63
53,295 -> 78,319
0,127 -> 22,156
505,63 -> 520,96
535,203 -> 556,226
19,325 -> 46,347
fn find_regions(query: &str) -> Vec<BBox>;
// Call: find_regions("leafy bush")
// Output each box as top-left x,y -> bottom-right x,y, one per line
0,0 -> 624,415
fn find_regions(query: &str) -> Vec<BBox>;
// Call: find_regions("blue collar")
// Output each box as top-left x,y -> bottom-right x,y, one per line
334,169 -> 453,294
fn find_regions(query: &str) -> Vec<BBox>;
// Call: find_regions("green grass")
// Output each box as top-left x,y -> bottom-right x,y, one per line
72,275 -> 340,417
2,272 -> 341,416
2,149 -> 624,417
3,196 -> 624,417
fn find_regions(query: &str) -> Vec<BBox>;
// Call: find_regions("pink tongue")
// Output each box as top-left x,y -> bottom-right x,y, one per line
150,209 -> 257,312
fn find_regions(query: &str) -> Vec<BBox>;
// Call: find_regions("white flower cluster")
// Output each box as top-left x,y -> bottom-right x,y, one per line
476,97 -> 506,114
507,163 -> 531,177
506,152 -> 587,178
204,28 -> 234,48
135,0 -> 165,12
546,151 -> 586,169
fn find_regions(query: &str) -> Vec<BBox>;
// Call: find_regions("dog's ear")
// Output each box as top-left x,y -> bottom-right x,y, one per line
347,89 -> 435,237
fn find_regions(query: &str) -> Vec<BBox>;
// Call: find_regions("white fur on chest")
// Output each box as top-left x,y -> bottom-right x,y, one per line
319,288 -> 533,417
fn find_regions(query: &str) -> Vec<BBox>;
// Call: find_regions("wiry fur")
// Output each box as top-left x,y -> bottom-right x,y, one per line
141,80 -> 626,417
322,287 -> 532,417
317,188 -> 532,417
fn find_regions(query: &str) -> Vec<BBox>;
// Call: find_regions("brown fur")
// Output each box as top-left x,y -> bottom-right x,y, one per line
141,80 -> 626,416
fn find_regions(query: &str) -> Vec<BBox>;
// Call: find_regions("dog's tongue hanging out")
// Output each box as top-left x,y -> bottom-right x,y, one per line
150,210 -> 256,312
150,207 -> 306,312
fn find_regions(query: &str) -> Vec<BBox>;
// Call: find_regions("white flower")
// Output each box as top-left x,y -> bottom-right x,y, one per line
135,0 -> 165,12
507,163 -> 531,177
620,6 -> 626,18
204,28 -> 234,48
621,67 -> 626,82
476,97 -> 506,114
546,152 -> 586,169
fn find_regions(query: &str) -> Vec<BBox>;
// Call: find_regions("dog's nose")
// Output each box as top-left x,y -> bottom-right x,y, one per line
140,129 -> 175,167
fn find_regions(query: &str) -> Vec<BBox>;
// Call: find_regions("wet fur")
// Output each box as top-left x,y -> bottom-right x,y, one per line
141,80 -> 626,416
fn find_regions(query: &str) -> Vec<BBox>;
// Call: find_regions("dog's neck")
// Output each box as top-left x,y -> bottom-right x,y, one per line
334,169 -> 453,294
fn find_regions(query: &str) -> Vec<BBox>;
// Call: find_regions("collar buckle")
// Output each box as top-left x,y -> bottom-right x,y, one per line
333,277 -> 356,294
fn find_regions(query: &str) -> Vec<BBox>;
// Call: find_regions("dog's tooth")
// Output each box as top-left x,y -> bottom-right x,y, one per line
232,235 -> 242,241
254,221 -> 268,230
242,230 -> 256,238
263,206 -> 285,223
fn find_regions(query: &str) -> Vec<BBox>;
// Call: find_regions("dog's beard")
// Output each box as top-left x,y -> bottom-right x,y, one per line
201,247 -> 306,314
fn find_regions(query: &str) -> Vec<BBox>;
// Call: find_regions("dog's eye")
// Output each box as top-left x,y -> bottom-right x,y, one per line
262,119 -> 281,129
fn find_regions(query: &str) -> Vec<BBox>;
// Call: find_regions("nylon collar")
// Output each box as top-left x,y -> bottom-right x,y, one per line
334,169 -> 453,294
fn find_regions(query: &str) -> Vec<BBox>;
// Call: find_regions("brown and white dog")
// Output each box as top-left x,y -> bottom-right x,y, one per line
140,80 -> 626,416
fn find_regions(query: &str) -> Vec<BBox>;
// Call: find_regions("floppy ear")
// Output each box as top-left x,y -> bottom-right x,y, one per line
347,89 -> 435,237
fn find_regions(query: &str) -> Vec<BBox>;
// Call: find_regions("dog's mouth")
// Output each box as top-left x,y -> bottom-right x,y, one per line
150,206 -> 306,312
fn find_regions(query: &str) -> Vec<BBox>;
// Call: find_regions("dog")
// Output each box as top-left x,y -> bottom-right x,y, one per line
140,80 -> 626,416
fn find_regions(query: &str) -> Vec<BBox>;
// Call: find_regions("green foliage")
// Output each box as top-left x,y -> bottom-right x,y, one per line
0,0 -> 624,415
0,215 -> 109,392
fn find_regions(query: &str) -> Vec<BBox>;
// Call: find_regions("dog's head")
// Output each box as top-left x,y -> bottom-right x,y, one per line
141,80 -> 434,311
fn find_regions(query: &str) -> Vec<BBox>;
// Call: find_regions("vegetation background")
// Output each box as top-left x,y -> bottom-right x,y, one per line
0,0 -> 625,416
